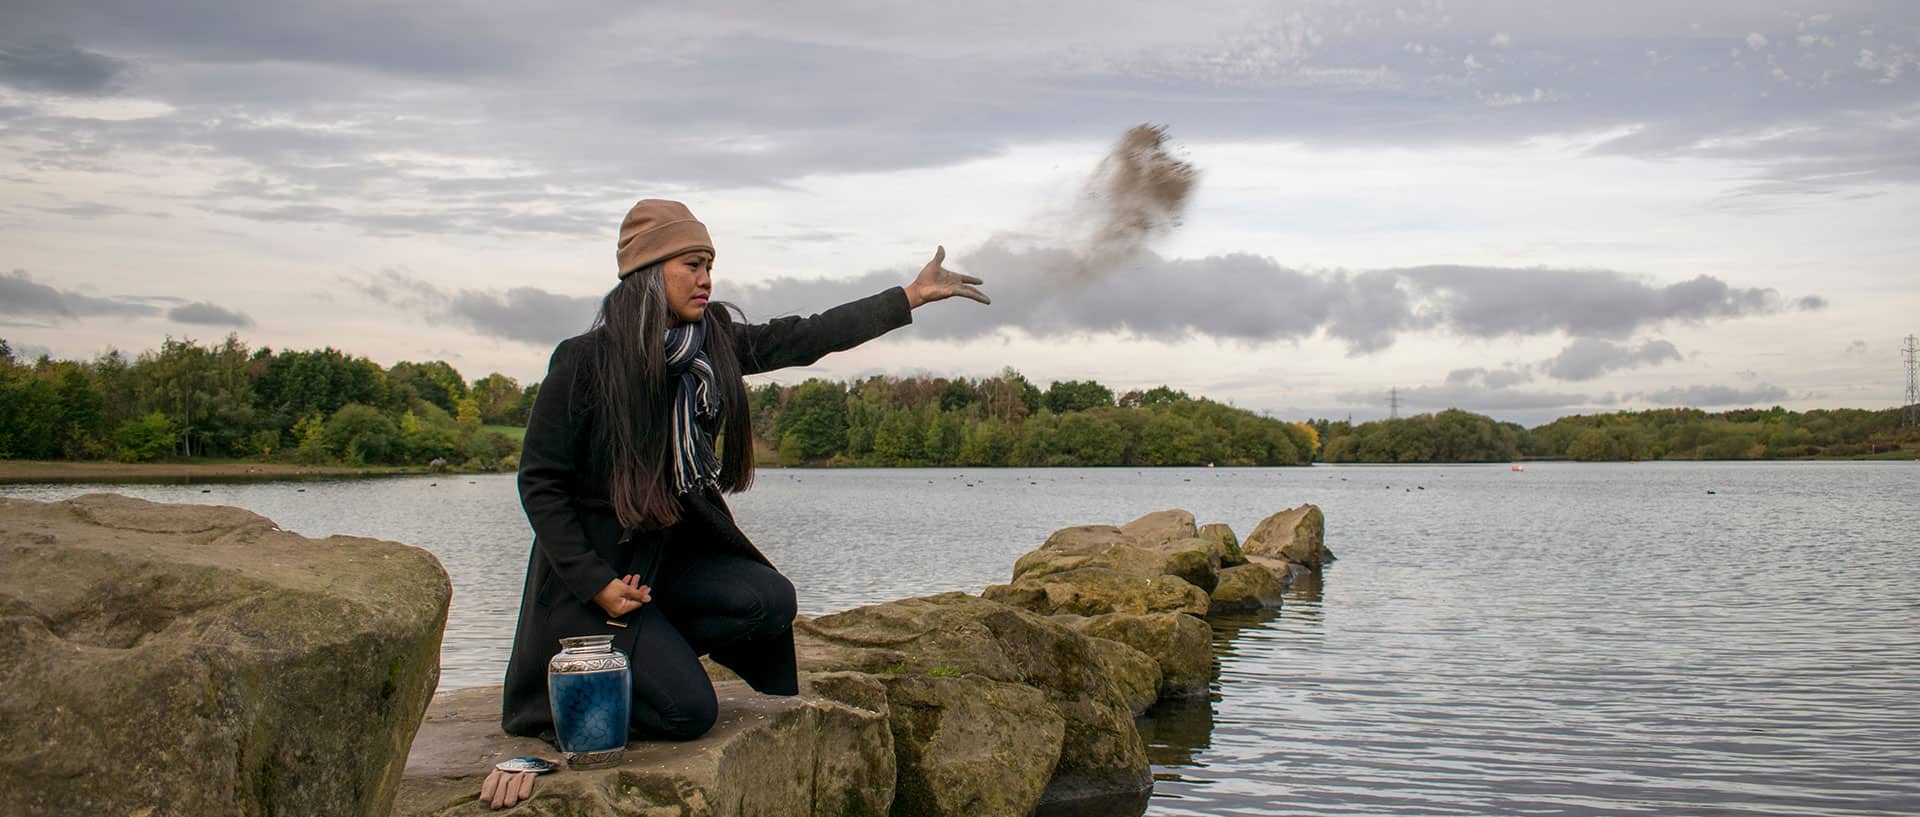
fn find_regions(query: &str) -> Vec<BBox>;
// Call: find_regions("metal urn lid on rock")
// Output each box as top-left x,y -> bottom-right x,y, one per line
547,634 -> 631,769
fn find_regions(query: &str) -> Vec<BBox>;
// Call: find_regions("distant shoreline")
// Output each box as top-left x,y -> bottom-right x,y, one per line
6,453 -> 1914,486
0,460 -> 433,484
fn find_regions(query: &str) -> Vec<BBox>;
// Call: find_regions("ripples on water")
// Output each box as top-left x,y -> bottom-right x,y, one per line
7,462 -> 1916,816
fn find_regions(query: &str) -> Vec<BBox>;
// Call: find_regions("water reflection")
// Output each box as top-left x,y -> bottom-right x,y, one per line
1140,693 -> 1219,768
1037,590 -> 1306,817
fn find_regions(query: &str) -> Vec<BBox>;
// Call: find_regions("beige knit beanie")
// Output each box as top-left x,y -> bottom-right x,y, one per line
616,199 -> 715,278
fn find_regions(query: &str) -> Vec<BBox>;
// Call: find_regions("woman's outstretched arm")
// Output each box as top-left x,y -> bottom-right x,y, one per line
734,246 -> 986,375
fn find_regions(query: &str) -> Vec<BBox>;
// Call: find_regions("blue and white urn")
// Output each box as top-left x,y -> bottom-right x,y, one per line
547,634 -> 631,769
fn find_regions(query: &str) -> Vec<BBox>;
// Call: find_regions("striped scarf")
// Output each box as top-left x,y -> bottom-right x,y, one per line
663,320 -> 721,496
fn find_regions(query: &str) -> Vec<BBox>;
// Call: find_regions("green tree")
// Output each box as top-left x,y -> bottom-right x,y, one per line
775,379 -> 848,459
323,403 -> 401,464
1044,379 -> 1115,414
113,412 -> 175,462
1052,412 -> 1127,465
255,347 -> 386,432
469,373 -> 522,425
958,418 -> 1015,466
778,430 -> 808,467
455,396 -> 483,429
871,408 -> 925,465
386,360 -> 467,414
921,405 -> 964,465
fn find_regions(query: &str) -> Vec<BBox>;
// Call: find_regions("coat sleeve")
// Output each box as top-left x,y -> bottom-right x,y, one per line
517,337 -> 617,605
735,286 -> 914,375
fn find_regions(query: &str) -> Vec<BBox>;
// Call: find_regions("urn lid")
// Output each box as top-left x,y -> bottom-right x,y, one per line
558,635 -> 617,653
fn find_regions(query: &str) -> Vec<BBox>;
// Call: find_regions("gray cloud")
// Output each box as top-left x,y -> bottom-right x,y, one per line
5,341 -> 55,361
1394,267 -> 1788,340
1545,338 -> 1683,381
0,1 -> 1913,241
730,244 -> 1816,353
354,240 -> 1819,351
444,288 -> 598,346
1632,383 -> 1792,407
0,40 -> 126,94
1338,373 -> 1597,418
32,201 -> 134,219
0,268 -> 162,320
1445,366 -> 1535,390
167,300 -> 254,328
348,238 -> 1820,354
351,269 -> 598,346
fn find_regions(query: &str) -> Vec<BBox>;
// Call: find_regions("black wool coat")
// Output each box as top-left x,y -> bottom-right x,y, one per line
501,287 -> 913,739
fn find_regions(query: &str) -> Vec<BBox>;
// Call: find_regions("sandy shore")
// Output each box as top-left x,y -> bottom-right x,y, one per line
0,460 -> 433,484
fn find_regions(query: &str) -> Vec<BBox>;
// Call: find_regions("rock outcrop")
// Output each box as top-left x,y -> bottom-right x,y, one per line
1195,523 -> 1248,566
1209,562 -> 1291,613
1055,612 -> 1213,698
870,674 -> 1064,817
794,592 -> 1152,810
982,566 -> 1211,617
1080,637 -> 1163,716
392,682 -> 896,817
0,494 -> 451,817
985,508 -> 1326,622
1243,504 -> 1334,568
1117,509 -> 1196,547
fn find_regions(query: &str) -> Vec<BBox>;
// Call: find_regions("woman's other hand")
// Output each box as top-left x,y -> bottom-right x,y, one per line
480,768 -> 536,809
593,574 -> 652,618
904,246 -> 989,308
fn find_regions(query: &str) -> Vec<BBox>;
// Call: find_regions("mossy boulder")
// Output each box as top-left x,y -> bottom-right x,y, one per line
1006,516 -> 1225,599
1057,613 -> 1213,698
1210,562 -> 1290,613
0,494 -> 450,817
1117,509 -> 1196,547
982,567 -> 1210,617
1196,523 -> 1247,566
1009,525 -> 1132,582
1244,504 -> 1333,568
1081,637 -> 1163,716
794,593 -> 1150,808
875,674 -> 1064,817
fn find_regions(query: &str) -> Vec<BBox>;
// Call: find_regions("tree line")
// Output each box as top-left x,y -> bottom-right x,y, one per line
1525,406 -> 1918,460
9,333 -> 1913,468
0,336 -> 1317,469
0,335 -> 530,468
752,372 -> 1319,467
1314,405 -> 1919,462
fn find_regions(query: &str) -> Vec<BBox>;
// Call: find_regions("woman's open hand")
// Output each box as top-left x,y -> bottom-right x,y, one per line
593,574 -> 651,618
481,768 -> 536,809
905,246 -> 988,308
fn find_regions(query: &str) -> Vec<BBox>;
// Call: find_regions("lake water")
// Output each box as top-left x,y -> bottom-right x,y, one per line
6,462 -> 1917,817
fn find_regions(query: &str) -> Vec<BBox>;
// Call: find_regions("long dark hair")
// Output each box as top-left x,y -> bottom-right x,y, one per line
589,263 -> 755,529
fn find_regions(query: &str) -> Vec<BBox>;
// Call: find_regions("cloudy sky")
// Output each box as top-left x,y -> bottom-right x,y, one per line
3,0 -> 1915,424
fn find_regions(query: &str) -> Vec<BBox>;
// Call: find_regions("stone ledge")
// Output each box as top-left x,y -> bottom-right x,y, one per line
393,682 -> 895,817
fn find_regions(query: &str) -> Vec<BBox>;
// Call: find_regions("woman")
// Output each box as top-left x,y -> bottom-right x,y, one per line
481,199 -> 987,808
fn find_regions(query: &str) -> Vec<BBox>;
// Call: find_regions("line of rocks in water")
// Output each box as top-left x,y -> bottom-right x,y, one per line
401,504 -> 1332,817
0,492 -> 1330,817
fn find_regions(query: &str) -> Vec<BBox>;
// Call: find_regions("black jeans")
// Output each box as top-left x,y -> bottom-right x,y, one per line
624,538 -> 798,740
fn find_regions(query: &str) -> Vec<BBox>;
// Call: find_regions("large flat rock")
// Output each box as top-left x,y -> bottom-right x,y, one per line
393,682 -> 895,817
0,493 -> 451,817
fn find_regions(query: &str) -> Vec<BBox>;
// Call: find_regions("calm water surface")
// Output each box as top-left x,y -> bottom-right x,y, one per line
7,462 -> 1916,816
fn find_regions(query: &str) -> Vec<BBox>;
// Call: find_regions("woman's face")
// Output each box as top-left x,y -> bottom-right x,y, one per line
662,250 -> 713,324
